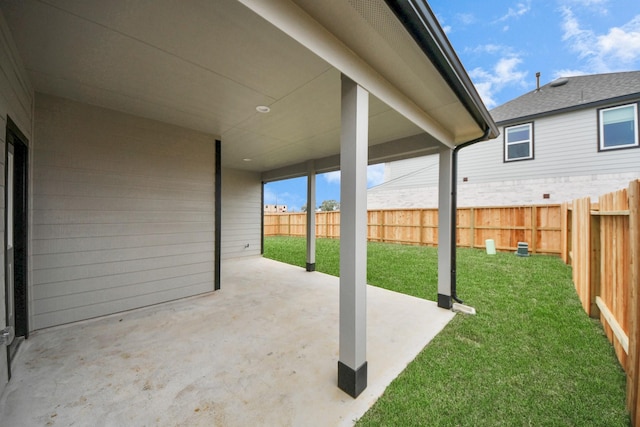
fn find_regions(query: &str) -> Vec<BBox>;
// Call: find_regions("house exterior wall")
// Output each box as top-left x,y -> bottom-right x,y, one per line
32,94 -> 216,329
369,103 -> 640,208
0,9 -> 33,395
221,168 -> 262,259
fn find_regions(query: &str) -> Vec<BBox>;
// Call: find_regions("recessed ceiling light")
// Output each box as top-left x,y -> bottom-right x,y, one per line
256,105 -> 270,113
243,158 -> 252,162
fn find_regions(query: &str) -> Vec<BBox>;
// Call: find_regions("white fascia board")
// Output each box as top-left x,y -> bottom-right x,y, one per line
237,0 -> 455,149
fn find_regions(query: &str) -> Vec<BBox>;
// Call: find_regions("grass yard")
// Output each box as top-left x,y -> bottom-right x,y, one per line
264,236 -> 629,426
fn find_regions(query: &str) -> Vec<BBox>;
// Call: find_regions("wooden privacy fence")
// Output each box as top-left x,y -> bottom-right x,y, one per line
561,179 -> 640,425
264,205 -> 562,255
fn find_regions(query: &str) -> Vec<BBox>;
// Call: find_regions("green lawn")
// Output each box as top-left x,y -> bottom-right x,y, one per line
264,236 -> 629,426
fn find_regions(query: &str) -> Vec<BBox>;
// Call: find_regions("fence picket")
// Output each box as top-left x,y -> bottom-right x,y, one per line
265,205 -> 561,254
628,180 -> 640,424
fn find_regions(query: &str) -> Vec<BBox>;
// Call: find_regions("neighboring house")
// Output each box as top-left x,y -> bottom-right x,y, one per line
264,204 -> 288,213
368,71 -> 640,208
0,0 -> 497,398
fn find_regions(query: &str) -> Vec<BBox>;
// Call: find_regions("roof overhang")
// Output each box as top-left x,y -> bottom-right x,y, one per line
1,0 -> 496,178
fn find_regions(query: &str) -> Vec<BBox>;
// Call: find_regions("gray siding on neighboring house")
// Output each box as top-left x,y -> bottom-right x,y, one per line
0,9 -> 33,393
369,103 -> 640,208
32,94 -> 216,329
460,106 -> 640,182
221,168 -> 261,259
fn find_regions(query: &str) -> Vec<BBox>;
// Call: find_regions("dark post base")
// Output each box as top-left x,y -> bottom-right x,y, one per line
338,360 -> 367,398
306,262 -> 316,272
437,293 -> 452,309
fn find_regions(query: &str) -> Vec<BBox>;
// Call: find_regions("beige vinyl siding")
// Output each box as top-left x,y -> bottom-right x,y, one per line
0,10 -> 33,393
32,94 -> 216,329
221,168 -> 261,259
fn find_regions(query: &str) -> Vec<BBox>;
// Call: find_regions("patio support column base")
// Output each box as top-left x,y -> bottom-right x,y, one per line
338,361 -> 367,398
438,293 -> 452,309
306,262 -> 316,272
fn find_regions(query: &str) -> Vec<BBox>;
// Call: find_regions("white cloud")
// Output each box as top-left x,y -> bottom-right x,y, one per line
367,164 -> 385,188
457,13 -> 476,25
321,165 -> 387,188
560,7 -> 640,73
495,1 -> 531,22
553,68 -> 588,79
469,44 -> 509,55
597,16 -> 640,63
560,0 -> 609,14
323,171 -> 341,184
469,56 -> 528,108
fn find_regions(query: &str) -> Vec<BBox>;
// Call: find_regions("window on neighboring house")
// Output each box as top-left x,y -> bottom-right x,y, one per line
599,103 -> 639,151
504,123 -> 533,162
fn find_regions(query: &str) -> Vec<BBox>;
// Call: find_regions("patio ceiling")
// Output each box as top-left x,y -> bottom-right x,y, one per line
1,0 -> 494,173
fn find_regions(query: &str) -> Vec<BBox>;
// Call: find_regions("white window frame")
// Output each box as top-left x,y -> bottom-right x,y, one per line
598,103 -> 639,151
504,122 -> 533,162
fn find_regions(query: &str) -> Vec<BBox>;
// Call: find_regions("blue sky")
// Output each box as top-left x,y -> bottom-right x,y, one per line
265,0 -> 640,212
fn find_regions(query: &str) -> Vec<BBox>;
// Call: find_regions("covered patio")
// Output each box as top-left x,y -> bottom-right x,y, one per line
0,0 -> 497,402
0,257 -> 454,426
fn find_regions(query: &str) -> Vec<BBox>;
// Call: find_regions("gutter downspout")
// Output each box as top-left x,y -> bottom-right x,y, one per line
450,126 -> 491,304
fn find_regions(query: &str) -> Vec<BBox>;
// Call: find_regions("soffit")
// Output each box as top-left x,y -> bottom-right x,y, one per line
1,0 -> 483,173
292,0 -> 484,143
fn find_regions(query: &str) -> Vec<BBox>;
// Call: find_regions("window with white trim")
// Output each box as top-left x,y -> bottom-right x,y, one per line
504,123 -> 533,162
599,103 -> 639,151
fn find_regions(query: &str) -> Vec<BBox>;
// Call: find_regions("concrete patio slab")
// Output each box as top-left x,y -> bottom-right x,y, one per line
0,257 -> 455,426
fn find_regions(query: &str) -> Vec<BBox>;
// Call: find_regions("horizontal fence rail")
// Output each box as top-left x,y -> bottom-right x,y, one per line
560,179 -> 640,426
264,205 -> 562,255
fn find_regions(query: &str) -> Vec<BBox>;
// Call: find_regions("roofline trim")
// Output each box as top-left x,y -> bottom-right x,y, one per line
495,93 -> 640,126
384,0 -> 499,141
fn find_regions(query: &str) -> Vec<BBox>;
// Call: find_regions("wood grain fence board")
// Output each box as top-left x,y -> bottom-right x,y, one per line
627,180 -> 640,425
590,213 -> 601,318
599,188 -> 630,370
571,197 -> 592,314
556,180 -> 640,422
421,209 -> 438,246
264,205 -> 561,254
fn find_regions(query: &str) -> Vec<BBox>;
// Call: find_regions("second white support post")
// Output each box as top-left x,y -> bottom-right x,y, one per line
437,146 -> 453,308
306,160 -> 316,271
337,74 -> 368,398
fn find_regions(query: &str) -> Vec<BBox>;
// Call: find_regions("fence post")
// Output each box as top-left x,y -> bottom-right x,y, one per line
469,208 -> 476,249
531,206 -> 538,254
560,203 -> 568,263
627,180 -> 640,425
572,197 -> 591,313
325,212 -> 329,238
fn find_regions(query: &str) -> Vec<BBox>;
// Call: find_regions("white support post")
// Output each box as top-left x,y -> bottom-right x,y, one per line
437,146 -> 453,309
306,160 -> 316,271
338,74 -> 368,398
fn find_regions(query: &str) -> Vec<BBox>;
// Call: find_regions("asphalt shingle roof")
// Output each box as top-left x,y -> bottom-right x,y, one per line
490,71 -> 640,124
